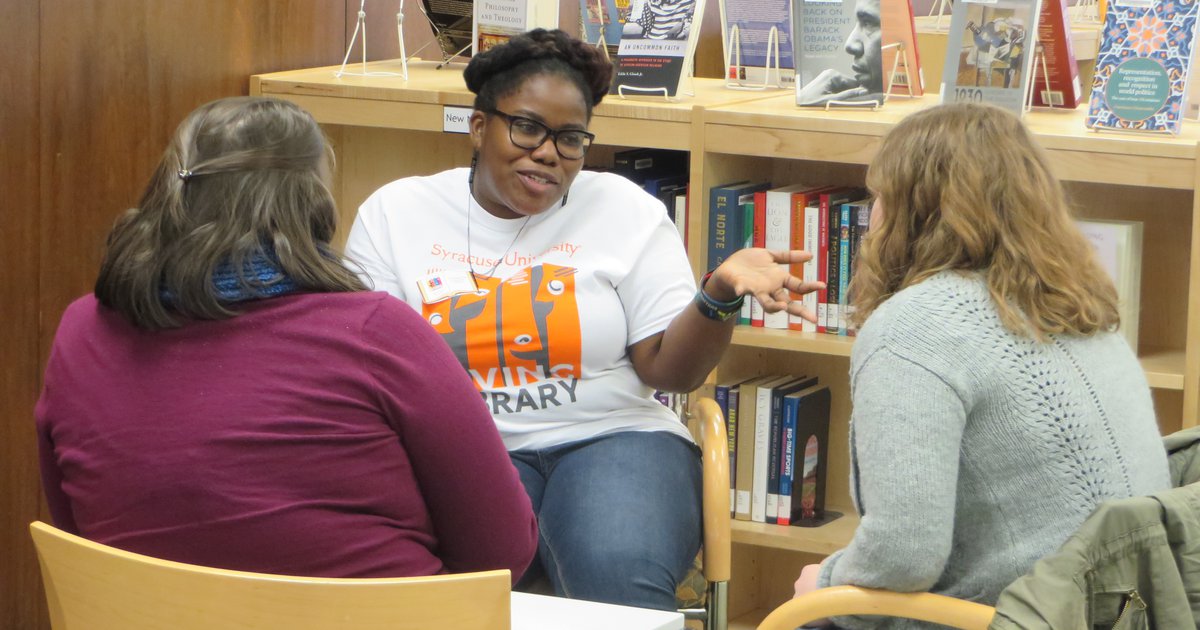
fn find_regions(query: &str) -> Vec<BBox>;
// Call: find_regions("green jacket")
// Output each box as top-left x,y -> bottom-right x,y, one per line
989,427 -> 1200,630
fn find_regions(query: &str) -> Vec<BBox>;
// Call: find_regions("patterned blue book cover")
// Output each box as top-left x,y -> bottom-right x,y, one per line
1087,0 -> 1200,134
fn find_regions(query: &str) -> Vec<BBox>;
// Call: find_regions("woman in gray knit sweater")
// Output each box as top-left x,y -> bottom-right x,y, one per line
791,103 -> 1171,629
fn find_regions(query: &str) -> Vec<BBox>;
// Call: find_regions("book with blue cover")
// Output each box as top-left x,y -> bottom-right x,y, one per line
1086,0 -> 1200,134
720,0 -> 797,86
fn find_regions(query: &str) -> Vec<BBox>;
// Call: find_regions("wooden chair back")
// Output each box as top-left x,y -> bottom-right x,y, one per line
30,521 -> 512,630
757,585 -> 996,630
695,396 -> 732,584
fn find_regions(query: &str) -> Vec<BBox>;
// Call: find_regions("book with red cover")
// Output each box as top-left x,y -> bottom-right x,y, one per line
882,0 -> 925,96
1030,0 -> 1083,108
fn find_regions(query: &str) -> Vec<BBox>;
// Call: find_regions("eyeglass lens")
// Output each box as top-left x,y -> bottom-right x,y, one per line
508,117 -> 591,159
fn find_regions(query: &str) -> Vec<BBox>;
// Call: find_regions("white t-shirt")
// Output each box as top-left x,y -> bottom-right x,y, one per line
346,168 -> 696,450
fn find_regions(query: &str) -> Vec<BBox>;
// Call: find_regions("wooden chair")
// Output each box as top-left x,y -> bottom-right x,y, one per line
679,396 -> 732,630
29,521 -> 512,630
756,585 -> 996,630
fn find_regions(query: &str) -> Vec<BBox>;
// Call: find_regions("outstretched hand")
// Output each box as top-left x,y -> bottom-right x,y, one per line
707,248 -> 825,323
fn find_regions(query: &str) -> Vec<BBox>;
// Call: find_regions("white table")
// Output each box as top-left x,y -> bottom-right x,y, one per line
511,592 -> 686,630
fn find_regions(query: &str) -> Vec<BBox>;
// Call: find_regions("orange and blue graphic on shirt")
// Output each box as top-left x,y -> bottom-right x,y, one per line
423,264 -> 582,394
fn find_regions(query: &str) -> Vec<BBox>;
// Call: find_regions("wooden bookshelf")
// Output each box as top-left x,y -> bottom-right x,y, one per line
252,59 -> 1197,628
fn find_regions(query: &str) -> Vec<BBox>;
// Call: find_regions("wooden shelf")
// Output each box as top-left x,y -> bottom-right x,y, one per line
730,607 -> 771,630
703,94 -> 1200,189
732,328 -> 1184,390
730,327 -> 854,357
255,59 -> 779,151
1141,348 -> 1186,390
731,513 -> 858,555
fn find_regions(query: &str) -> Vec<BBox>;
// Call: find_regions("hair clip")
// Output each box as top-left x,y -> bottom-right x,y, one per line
177,168 -> 193,181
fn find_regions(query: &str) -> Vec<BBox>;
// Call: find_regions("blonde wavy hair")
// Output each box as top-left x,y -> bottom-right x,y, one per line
850,103 -> 1119,340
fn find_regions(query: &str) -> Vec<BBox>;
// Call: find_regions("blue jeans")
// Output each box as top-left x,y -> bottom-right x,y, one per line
509,430 -> 702,611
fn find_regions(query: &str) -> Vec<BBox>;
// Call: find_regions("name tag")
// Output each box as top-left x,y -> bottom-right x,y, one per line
416,270 -> 480,304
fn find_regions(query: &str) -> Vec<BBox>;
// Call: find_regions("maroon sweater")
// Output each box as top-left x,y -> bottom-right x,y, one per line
36,292 -> 536,581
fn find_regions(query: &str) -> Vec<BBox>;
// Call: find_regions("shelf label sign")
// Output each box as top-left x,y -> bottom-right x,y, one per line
443,106 -> 472,134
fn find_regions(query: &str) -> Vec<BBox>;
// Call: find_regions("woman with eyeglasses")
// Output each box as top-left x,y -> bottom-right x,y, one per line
346,28 -> 822,610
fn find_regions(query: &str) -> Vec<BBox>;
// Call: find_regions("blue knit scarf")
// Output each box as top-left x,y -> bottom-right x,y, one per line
160,251 -> 298,305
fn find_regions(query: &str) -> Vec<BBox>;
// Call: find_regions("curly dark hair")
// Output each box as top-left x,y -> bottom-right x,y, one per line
463,29 -> 613,118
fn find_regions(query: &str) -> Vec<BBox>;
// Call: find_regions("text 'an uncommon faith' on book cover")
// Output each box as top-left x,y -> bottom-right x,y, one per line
793,0 -> 888,107
940,0 -> 1043,114
1087,0 -> 1200,134
612,0 -> 708,96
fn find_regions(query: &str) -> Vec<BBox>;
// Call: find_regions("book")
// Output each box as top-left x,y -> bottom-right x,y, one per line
674,190 -> 689,246
420,0 -> 475,60
1029,0 -> 1084,108
580,0 -> 633,54
734,375 -> 779,520
840,198 -> 868,333
765,376 -> 817,523
1077,219 -> 1143,351
881,0 -> 925,96
763,184 -> 814,328
706,180 -> 750,270
939,0 -> 1044,114
845,199 -> 873,335
720,0 -> 797,86
794,0 -> 887,107
613,148 -> 689,184
714,377 -> 748,512
752,375 -> 797,522
741,197 -> 758,324
818,188 -> 860,333
1086,0 -> 1200,134
779,385 -> 832,525
473,0 -> 560,55
750,190 -> 770,326
789,186 -> 837,332
612,0 -> 708,97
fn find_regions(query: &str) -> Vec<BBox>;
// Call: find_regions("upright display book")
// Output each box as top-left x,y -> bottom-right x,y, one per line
881,0 -> 925,95
1030,0 -> 1083,107
939,0 -> 1043,114
474,0 -> 560,55
794,0 -> 887,106
720,0 -> 796,86
420,0 -> 475,59
1086,0 -> 1200,134
612,0 -> 708,97
581,0 -> 634,53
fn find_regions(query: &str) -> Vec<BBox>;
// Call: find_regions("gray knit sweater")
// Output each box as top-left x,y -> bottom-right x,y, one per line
816,271 -> 1171,630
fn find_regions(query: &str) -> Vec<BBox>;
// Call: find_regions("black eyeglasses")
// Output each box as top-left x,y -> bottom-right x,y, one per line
485,109 -> 595,160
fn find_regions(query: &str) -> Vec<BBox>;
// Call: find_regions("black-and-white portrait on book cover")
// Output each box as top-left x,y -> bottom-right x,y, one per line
795,0 -> 885,106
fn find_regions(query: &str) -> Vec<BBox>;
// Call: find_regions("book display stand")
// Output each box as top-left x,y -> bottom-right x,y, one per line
336,0 -> 410,80
883,41 -> 917,99
616,69 -> 697,101
819,41 -> 912,110
724,25 -> 786,91
1024,43 -> 1049,112
928,0 -> 952,30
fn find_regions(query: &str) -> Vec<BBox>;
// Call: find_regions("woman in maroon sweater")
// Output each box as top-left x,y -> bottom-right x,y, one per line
35,96 -> 537,581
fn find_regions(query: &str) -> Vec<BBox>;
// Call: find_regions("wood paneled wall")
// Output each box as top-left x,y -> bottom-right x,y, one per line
4,3 -> 356,628
1,3 -> 46,629
4,3 -> 734,627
